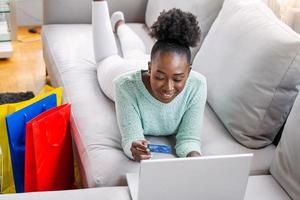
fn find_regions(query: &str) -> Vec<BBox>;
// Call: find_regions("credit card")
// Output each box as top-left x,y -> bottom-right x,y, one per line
147,144 -> 172,154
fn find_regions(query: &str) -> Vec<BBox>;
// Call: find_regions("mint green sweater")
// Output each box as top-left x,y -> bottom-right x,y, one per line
114,70 -> 207,159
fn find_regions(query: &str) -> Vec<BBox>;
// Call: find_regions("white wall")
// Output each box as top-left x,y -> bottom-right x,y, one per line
15,0 -> 43,26
263,0 -> 300,34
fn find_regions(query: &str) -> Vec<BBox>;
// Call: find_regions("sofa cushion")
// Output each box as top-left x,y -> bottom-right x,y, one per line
202,105 -> 275,175
145,0 -> 224,60
42,23 -> 276,187
42,24 -> 154,84
270,93 -> 300,199
193,0 -> 300,148
244,175 -> 290,200
42,25 -> 96,102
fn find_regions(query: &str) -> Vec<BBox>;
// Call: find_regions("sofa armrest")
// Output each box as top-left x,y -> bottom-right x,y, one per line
43,0 -> 148,24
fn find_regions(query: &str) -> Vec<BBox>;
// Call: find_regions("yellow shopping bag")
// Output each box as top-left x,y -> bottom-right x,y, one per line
0,145 -> 3,193
0,85 -> 63,193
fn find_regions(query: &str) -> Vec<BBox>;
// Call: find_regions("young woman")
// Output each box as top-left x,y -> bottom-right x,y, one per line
93,0 -> 207,161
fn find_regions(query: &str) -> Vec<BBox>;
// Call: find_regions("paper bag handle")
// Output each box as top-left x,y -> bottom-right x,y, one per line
43,112 -> 68,147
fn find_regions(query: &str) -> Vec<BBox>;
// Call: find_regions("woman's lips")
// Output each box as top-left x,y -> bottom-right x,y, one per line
160,91 -> 175,99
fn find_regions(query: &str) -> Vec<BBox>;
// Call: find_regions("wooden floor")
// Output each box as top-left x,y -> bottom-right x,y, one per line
0,27 -> 46,94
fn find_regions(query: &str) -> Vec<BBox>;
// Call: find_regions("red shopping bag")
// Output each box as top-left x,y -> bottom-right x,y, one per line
25,103 -> 74,192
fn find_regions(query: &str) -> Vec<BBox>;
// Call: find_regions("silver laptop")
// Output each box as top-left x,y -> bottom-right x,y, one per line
127,154 -> 253,200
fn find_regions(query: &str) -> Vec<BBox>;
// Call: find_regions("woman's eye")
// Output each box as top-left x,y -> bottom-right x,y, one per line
155,76 -> 164,80
174,79 -> 183,82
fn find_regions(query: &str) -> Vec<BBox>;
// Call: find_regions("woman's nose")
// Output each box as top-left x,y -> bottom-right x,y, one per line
164,80 -> 174,91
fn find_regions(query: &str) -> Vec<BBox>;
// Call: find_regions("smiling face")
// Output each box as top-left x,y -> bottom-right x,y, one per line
148,51 -> 191,103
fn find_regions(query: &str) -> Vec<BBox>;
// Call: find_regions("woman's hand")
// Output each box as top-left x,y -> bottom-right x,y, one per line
131,140 -> 152,161
187,151 -> 201,157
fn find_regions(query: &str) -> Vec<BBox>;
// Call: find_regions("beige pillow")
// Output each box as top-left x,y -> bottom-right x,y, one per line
192,0 -> 300,148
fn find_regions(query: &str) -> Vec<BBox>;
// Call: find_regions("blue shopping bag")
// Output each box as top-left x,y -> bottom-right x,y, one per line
5,94 -> 57,193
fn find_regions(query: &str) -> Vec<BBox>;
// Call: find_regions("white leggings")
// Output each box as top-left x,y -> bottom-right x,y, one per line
93,1 -> 149,101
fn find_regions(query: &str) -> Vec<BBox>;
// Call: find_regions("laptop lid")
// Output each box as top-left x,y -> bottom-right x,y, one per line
128,154 -> 252,200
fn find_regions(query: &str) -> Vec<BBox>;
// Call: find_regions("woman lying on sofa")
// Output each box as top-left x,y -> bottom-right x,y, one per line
93,0 -> 207,161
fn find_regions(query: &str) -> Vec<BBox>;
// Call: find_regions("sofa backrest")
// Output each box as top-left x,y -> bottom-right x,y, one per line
145,0 -> 224,61
145,0 -> 224,40
43,0 -> 148,24
270,90 -> 300,199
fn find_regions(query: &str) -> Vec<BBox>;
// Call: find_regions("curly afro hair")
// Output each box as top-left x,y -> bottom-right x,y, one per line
150,8 -> 201,47
149,8 -> 201,64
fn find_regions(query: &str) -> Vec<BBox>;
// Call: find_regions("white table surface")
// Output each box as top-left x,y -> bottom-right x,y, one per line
0,186 -> 131,200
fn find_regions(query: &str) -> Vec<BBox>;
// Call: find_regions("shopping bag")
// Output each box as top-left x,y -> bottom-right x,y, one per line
0,85 -> 62,193
0,145 -> 3,193
0,104 -> 15,194
7,85 -> 63,113
6,94 -> 57,193
25,103 -> 74,192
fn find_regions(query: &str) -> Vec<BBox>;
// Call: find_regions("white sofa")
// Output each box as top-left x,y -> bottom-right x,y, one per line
42,0 -> 300,199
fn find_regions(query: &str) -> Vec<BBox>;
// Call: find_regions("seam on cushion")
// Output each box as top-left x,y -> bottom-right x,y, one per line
256,46 -> 300,140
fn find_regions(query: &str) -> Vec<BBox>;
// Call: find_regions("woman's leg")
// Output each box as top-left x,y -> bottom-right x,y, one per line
112,13 -> 150,60
93,1 -> 148,101
92,0 -> 118,63
97,56 -> 148,101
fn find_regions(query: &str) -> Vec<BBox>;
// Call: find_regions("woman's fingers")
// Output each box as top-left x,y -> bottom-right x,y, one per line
131,146 -> 151,156
132,140 -> 149,152
139,154 -> 152,160
132,147 -> 151,155
140,140 -> 149,146
131,141 -> 152,161
132,152 -> 152,161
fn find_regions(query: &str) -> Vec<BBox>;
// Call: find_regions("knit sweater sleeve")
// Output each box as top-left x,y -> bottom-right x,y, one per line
114,80 -> 145,160
175,77 -> 207,157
